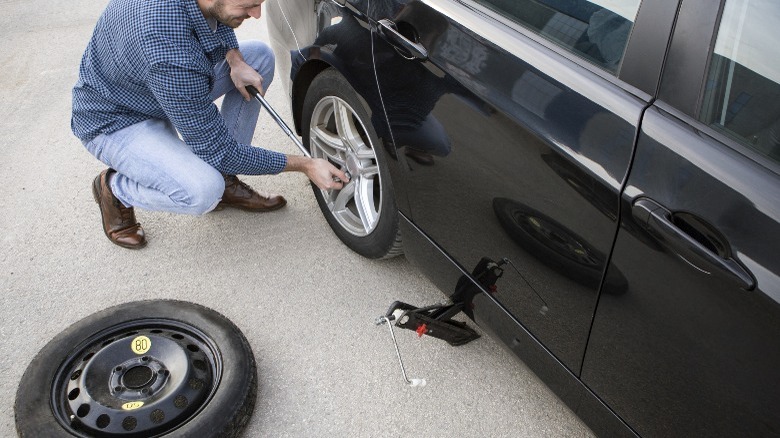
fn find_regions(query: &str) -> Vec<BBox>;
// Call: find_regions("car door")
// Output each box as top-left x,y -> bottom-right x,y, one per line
581,0 -> 780,436
366,0 -> 676,374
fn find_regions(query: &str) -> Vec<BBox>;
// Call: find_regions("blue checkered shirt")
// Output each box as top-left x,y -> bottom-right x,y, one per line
71,0 -> 287,175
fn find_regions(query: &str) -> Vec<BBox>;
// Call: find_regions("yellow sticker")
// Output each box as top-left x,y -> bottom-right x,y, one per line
130,336 -> 151,355
122,401 -> 144,410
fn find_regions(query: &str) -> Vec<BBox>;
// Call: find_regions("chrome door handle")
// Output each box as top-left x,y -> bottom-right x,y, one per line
632,198 -> 755,290
377,19 -> 428,60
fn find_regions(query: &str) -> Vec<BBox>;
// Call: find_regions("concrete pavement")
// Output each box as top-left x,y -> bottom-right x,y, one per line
0,1 -> 594,436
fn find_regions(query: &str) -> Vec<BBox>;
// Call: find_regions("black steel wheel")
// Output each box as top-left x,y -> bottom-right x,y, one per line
15,300 -> 257,437
301,67 -> 402,259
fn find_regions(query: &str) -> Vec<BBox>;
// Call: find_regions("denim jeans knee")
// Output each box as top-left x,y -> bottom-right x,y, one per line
175,170 -> 225,215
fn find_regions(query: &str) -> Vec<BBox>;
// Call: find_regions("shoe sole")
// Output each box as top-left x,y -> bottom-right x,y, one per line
214,200 -> 288,213
92,174 -> 147,250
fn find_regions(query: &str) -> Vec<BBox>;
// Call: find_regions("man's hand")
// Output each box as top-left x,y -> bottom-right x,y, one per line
285,156 -> 350,191
226,49 -> 263,101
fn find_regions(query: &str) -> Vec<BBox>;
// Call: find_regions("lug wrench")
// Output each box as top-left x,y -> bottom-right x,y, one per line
246,85 -> 310,157
246,86 -> 350,182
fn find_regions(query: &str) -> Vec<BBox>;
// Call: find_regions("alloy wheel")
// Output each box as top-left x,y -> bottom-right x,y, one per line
308,96 -> 382,237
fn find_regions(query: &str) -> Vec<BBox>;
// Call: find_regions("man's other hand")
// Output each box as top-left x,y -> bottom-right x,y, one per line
226,49 -> 263,100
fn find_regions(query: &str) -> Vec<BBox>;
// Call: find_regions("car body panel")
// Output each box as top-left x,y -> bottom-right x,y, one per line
368,0 -> 657,373
266,0 -> 780,435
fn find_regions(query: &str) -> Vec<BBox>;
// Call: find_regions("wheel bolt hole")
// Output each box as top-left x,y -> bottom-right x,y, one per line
150,329 -> 163,334
171,334 -> 184,340
115,386 -> 123,392
150,409 -> 165,424
76,404 -> 90,418
187,344 -> 199,353
101,338 -> 114,347
115,366 -> 123,372
68,388 -> 80,401
82,353 -> 94,362
122,416 -> 137,431
141,356 -> 149,362
70,370 -> 82,381
96,414 -> 110,429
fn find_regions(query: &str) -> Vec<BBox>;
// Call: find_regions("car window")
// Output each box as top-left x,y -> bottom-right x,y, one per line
699,0 -> 780,163
470,0 -> 642,73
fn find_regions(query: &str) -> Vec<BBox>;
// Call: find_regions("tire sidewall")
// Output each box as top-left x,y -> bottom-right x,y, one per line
301,68 -> 400,259
15,300 -> 256,438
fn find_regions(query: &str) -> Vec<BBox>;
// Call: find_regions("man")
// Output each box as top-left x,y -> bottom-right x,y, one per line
72,0 -> 347,249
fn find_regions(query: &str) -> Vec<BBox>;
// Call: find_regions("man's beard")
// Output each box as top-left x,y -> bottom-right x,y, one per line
208,1 -> 247,29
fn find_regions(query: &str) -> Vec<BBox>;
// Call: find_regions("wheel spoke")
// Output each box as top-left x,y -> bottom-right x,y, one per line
311,124 -> 346,151
310,125 -> 347,165
332,180 -> 356,214
361,164 -> 379,178
333,100 -> 364,153
354,177 -> 378,231
354,145 -> 375,161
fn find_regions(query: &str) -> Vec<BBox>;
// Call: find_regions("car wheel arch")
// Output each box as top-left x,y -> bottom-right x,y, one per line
291,58 -> 331,134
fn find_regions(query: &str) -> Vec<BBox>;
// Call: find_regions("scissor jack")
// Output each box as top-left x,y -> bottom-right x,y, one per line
378,300 -> 481,346
375,257 -> 507,385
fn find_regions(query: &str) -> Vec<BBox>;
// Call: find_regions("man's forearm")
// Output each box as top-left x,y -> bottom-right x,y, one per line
283,155 -> 312,173
225,48 -> 245,68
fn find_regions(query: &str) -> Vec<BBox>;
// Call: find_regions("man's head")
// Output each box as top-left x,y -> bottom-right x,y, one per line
200,0 -> 264,28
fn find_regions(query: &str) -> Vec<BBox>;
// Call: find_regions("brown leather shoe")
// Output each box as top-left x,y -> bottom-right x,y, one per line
215,175 -> 287,212
92,169 -> 147,249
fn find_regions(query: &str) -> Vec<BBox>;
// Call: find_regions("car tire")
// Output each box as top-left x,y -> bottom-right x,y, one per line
15,300 -> 257,438
301,68 -> 402,259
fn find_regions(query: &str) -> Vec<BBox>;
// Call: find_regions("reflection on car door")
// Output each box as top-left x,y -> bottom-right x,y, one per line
367,0 -> 658,373
582,0 -> 780,435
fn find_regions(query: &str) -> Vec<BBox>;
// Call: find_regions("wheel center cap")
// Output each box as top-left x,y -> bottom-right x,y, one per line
122,365 -> 155,389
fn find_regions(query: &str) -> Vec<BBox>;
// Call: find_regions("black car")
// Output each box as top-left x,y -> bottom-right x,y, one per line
266,0 -> 780,436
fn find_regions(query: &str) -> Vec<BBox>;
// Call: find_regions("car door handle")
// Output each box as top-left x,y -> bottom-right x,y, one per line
632,198 -> 755,290
377,19 -> 428,60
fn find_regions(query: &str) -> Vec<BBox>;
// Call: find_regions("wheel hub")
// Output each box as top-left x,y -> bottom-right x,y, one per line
122,365 -> 154,390
109,355 -> 168,400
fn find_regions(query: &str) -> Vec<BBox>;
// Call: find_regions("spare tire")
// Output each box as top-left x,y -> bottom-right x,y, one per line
15,300 -> 256,437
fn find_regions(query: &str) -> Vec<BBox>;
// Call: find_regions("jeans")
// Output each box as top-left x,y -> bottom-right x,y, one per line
83,40 -> 275,215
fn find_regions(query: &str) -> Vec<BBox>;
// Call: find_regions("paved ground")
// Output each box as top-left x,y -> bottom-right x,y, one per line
0,1 -> 594,436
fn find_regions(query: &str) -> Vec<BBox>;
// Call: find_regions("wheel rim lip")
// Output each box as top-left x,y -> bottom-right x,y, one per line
51,319 -> 223,437
309,96 -> 382,237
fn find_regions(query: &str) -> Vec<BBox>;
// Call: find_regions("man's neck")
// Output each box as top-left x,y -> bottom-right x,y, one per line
196,0 -> 214,21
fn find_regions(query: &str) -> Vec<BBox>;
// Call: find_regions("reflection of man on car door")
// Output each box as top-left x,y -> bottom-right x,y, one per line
310,1 -> 457,164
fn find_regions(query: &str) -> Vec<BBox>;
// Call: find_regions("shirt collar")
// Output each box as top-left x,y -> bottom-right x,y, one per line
185,0 -> 222,53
